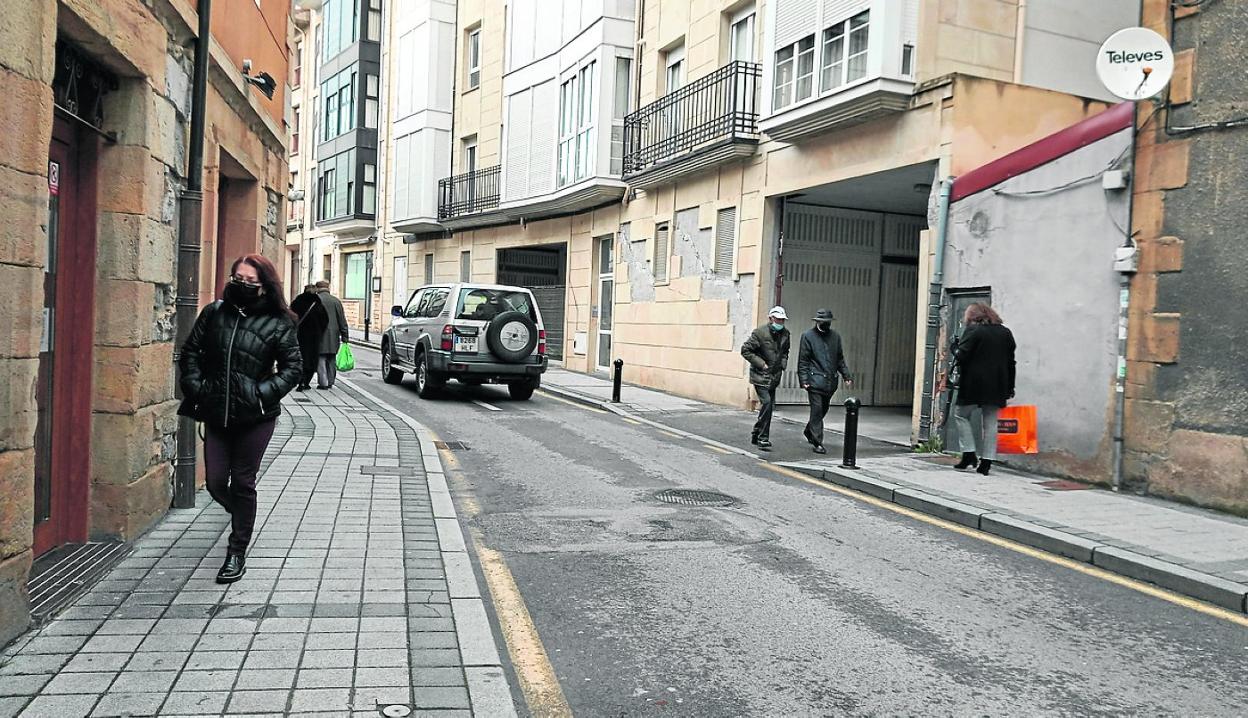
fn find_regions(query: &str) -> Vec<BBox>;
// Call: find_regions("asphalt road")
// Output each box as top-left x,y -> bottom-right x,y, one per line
345,348 -> 1248,717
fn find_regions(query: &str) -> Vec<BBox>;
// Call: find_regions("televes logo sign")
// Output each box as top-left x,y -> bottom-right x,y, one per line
1096,27 -> 1174,101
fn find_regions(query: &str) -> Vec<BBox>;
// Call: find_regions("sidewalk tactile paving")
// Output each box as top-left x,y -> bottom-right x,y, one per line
0,384 -> 511,717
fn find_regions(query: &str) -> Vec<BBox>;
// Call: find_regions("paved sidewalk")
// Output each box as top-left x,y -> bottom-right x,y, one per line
348,327 -> 382,351
541,366 -> 1248,614
0,384 -> 515,717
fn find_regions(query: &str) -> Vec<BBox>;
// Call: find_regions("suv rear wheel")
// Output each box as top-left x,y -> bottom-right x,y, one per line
415,352 -> 444,399
381,341 -> 404,385
508,378 -> 538,401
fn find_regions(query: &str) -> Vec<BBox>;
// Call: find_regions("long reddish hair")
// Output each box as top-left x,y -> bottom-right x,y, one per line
964,303 -> 1003,326
229,254 -> 296,320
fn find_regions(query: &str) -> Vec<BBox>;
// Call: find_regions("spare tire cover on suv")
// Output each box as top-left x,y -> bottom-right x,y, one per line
486,310 -> 538,363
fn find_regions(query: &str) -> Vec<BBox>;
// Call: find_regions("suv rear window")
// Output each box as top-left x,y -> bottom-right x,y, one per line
456,289 -> 536,322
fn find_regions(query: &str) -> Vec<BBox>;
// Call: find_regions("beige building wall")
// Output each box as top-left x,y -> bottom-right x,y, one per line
407,0 -> 1128,411
453,0 -> 507,171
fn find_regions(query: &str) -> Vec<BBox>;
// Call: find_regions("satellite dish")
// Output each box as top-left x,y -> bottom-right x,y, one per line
1096,27 -> 1174,101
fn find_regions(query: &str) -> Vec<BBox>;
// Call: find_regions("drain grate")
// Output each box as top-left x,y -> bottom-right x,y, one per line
654,488 -> 738,507
434,441 -> 469,451
29,542 -> 130,623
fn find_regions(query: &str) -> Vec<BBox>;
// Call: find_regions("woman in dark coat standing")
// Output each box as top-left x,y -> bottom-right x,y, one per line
951,303 -> 1016,476
290,284 -> 328,391
178,254 -> 302,583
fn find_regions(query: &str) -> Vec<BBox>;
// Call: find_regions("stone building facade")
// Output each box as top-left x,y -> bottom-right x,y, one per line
1124,0 -> 1248,514
0,0 -> 289,646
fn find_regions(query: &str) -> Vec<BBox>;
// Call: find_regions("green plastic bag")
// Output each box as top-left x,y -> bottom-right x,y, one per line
336,343 -> 355,372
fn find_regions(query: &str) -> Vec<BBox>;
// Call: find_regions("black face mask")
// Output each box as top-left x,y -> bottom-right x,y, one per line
816,321 -> 831,332
225,281 -> 264,310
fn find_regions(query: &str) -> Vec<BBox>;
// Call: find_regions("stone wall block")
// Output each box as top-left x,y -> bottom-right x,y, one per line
1136,139 -> 1190,193
0,0 -> 55,83
0,448 -> 34,559
97,145 -> 160,216
61,0 -> 168,90
0,67 -> 55,176
95,278 -> 156,347
0,165 -> 50,267
0,358 -> 38,452
0,550 -> 32,649
90,403 -> 169,486
93,343 -> 175,415
1128,313 -> 1181,364
1170,49 -> 1195,106
0,264 -> 43,360
1138,236 -> 1183,274
1124,399 -> 1176,453
138,217 -> 177,285
90,462 -> 171,541
1150,430 -> 1248,515
95,211 -> 144,281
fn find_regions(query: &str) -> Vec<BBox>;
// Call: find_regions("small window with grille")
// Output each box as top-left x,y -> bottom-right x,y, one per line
653,223 -> 670,283
714,207 -> 737,276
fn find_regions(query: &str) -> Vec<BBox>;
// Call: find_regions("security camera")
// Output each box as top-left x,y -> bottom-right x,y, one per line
288,189 -> 305,202
244,71 -> 277,100
242,59 -> 253,75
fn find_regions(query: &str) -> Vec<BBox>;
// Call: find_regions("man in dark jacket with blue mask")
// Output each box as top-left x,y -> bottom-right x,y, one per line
741,306 -> 791,450
797,309 -> 853,454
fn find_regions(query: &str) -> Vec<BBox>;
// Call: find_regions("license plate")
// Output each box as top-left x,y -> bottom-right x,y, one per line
454,336 -> 478,353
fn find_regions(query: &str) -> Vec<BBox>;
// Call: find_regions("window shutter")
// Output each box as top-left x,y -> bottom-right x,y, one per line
654,224 -> 669,282
715,207 -> 737,276
775,0 -> 819,49
460,251 -> 471,282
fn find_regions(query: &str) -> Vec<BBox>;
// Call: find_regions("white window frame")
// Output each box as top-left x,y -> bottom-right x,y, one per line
367,0 -> 382,43
364,73 -> 379,129
467,28 -> 481,89
665,44 -> 685,93
729,6 -> 756,63
773,34 -> 815,110
821,11 -> 870,92
557,60 -> 597,187
362,163 -> 376,214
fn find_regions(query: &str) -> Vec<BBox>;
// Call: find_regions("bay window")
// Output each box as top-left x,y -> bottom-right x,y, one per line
773,35 -> 814,110
558,61 -> 597,187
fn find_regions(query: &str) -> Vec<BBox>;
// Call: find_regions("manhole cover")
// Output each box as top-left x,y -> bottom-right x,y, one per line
434,441 -> 469,451
380,706 -> 412,717
654,489 -> 737,507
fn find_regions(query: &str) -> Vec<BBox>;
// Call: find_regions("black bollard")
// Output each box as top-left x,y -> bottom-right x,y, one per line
842,398 -> 861,469
612,359 -> 624,403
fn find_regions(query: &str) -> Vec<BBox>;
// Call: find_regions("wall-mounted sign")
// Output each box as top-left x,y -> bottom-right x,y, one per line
48,162 -> 60,196
1096,27 -> 1174,101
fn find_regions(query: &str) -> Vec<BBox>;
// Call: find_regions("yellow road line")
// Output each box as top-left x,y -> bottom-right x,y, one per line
622,418 -> 643,426
474,538 -> 573,718
660,430 -> 683,440
758,462 -> 1248,627
704,444 -> 733,455
536,390 -> 608,414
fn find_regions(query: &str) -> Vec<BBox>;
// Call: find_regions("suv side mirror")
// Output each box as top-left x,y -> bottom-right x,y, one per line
391,305 -> 403,317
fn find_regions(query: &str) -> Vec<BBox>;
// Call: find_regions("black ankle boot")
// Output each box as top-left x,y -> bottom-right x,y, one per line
216,553 -> 246,584
954,452 -> 978,470
977,459 -> 993,476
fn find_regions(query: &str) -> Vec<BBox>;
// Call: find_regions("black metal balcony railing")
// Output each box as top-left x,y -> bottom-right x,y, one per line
438,165 -> 501,221
622,61 -> 762,178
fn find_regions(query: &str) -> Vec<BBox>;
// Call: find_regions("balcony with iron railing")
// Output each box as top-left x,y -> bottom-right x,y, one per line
437,165 -> 501,227
622,61 -> 762,190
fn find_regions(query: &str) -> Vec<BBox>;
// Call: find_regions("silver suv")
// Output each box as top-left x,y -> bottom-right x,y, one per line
381,283 -> 548,400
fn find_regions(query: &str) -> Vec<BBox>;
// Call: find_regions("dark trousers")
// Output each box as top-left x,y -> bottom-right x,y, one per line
804,391 -> 833,446
204,419 -> 276,555
297,335 -> 319,387
752,380 -> 780,441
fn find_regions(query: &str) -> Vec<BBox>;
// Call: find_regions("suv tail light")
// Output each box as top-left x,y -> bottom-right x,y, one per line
440,325 -> 454,351
538,329 -> 547,356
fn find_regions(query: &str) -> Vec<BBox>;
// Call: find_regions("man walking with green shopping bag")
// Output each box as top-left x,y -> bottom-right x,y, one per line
315,280 -> 351,389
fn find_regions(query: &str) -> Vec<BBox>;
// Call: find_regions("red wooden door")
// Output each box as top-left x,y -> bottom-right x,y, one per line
33,116 -> 98,556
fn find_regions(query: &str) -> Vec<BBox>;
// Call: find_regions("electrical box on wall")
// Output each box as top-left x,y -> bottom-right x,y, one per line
572,332 -> 588,355
1102,170 -> 1130,191
1114,245 -> 1139,274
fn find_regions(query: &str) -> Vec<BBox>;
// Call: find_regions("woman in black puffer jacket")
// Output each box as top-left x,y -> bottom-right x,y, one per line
178,253 -> 301,584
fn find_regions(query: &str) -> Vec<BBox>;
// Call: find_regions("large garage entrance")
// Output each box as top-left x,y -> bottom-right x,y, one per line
775,163 -> 934,408
497,245 -> 567,360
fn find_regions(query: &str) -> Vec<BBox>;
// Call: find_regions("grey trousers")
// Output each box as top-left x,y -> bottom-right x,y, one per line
752,380 -> 780,441
317,353 -> 338,388
954,404 -> 1000,461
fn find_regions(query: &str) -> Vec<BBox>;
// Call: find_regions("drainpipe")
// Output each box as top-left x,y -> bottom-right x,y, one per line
774,194 -> 786,307
917,177 -> 953,444
172,0 -> 212,509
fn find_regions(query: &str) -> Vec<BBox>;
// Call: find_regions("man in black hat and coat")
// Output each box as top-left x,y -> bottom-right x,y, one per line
797,308 -> 853,454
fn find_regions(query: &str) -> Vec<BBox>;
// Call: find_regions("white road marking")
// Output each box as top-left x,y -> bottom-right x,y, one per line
472,399 -> 503,412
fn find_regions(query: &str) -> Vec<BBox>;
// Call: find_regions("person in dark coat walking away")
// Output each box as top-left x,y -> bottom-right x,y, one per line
315,279 -> 350,389
178,254 -> 301,583
797,309 -> 853,454
741,306 -> 791,450
290,284 -> 328,391
951,303 -> 1016,476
